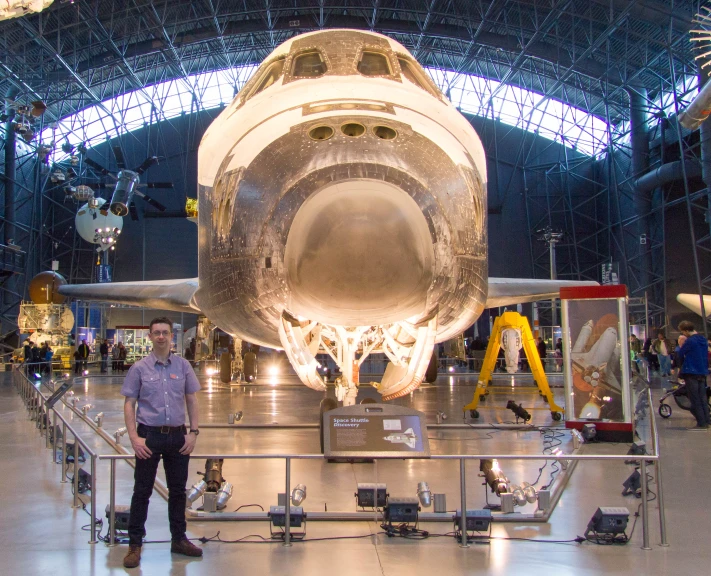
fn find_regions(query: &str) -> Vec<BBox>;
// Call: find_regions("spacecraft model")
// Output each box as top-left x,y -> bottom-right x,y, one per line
74,198 -> 123,252
57,29 -> 596,405
464,311 -> 563,420
16,272 -> 74,365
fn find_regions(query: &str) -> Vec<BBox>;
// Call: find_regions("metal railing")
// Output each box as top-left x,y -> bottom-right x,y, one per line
14,368 -> 99,544
13,367 -> 668,551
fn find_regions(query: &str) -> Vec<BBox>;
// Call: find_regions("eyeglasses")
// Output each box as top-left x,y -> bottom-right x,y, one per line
150,331 -> 171,337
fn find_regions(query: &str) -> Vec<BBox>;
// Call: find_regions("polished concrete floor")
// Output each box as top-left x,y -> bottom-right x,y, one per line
2,366 -> 710,575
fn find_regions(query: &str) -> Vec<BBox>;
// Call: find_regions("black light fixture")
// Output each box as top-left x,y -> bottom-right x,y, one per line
584,507 -> 630,543
582,423 -> 597,441
384,497 -> 420,524
622,470 -> 641,497
355,483 -> 388,508
506,400 -> 531,422
269,506 -> 306,540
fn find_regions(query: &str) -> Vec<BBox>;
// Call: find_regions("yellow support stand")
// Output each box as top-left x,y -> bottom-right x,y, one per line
463,311 -> 564,421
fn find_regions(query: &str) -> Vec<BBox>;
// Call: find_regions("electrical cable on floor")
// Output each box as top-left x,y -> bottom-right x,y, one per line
380,523 -> 429,540
528,426 -> 565,489
195,530 -> 387,544
233,504 -> 265,512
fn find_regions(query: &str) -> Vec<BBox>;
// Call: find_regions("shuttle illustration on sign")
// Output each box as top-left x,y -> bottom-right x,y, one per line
58,29 -> 596,404
383,428 -> 418,449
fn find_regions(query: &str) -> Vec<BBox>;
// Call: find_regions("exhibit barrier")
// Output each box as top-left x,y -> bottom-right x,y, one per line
12,368 -> 668,551
14,368 -> 100,544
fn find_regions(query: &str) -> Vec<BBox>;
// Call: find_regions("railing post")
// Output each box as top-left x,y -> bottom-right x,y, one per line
72,437 -> 80,508
52,410 -> 57,464
640,457 -> 651,550
89,454 -> 98,544
655,459 -> 669,546
109,459 -> 117,546
459,458 -> 469,547
60,423 -> 67,483
284,456 -> 292,547
44,405 -> 50,448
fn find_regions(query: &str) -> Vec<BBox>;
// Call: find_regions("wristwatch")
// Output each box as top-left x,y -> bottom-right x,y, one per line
189,429 -> 200,436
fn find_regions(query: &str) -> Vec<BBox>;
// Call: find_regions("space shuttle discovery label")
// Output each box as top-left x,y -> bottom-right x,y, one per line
324,405 -> 430,458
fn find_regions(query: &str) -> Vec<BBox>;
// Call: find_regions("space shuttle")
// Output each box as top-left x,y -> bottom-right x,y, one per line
59,29 -> 596,404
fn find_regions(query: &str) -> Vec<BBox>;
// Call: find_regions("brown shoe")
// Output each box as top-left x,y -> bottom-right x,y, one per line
123,545 -> 142,568
171,538 -> 203,557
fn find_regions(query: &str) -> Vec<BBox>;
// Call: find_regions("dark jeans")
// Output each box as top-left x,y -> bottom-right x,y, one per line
101,354 -> 108,372
128,424 -> 190,545
684,374 -> 711,427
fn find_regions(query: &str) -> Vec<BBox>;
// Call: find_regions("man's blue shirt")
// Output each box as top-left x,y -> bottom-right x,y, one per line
677,333 -> 709,376
121,352 -> 200,426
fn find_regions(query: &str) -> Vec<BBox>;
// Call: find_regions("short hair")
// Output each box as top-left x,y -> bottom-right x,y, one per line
678,320 -> 695,332
149,316 -> 174,333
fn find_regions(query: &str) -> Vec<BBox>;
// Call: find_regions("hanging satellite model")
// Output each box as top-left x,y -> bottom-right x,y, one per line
80,145 -> 173,221
75,197 -> 123,252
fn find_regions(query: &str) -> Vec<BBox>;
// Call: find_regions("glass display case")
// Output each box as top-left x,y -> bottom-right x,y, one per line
115,324 -> 183,365
115,326 -> 151,365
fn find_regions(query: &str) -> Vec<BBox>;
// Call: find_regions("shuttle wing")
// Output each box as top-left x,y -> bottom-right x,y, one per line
58,278 -> 200,315
677,293 -> 711,317
486,278 -> 599,308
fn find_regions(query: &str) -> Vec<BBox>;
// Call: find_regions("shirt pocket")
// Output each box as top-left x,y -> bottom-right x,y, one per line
170,374 -> 186,393
139,374 -> 162,401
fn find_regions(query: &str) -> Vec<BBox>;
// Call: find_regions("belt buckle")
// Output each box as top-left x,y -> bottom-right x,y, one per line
160,425 -> 170,434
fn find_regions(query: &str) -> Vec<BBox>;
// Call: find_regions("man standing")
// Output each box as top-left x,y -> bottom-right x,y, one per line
653,331 -> 673,377
100,339 -> 109,373
121,317 -> 203,568
536,337 -> 547,361
676,320 -> 710,431
77,339 -> 90,373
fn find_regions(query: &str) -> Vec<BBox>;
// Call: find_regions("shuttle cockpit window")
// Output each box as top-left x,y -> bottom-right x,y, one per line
398,57 -> 440,98
357,51 -> 392,76
248,57 -> 286,99
292,50 -> 327,77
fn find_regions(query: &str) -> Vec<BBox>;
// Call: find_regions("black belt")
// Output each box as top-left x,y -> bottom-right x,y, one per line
139,424 -> 186,434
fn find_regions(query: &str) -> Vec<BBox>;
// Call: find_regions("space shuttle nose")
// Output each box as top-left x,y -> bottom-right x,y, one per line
284,179 -> 435,326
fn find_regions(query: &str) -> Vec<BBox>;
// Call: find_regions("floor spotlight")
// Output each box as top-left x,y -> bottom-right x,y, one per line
509,484 -> 527,506
582,423 -> 597,441
480,459 -> 509,496
356,483 -> 388,508
521,482 -> 537,503
584,507 -> 630,543
186,479 -> 207,507
417,481 -> 432,507
622,470 -> 641,497
216,482 -> 233,509
291,484 -> 307,506
506,400 -> 531,422
571,429 -> 584,449
384,497 -> 420,524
